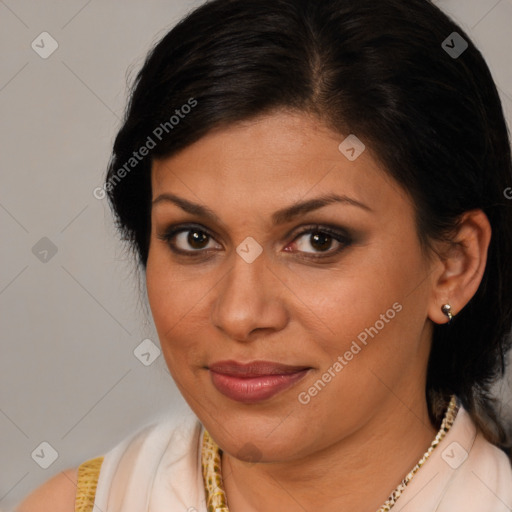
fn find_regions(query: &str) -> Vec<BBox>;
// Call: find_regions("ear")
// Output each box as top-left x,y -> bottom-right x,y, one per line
427,209 -> 491,325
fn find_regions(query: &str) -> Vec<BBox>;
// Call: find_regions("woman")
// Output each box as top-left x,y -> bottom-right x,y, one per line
17,0 -> 512,510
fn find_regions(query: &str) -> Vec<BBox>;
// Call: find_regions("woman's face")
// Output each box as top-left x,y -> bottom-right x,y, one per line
146,111 -> 437,461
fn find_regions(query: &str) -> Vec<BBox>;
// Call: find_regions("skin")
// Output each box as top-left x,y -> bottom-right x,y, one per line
146,110 -> 491,512
15,469 -> 77,511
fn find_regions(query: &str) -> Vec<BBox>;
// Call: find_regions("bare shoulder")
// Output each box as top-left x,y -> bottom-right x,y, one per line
15,467 -> 78,512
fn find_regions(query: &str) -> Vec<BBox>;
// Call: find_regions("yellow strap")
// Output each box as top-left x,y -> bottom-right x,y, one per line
74,456 -> 104,512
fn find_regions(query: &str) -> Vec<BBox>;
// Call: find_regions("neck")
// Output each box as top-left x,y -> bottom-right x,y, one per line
221,395 -> 438,512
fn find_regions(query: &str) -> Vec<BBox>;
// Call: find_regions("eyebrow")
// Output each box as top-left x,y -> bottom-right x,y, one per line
152,192 -> 372,225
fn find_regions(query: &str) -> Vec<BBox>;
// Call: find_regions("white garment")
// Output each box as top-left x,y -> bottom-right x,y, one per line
93,405 -> 512,512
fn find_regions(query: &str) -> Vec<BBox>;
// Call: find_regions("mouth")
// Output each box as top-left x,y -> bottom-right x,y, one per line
208,360 -> 311,403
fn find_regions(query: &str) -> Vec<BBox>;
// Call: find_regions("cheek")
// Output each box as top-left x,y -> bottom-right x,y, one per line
290,244 -> 429,425
145,250 -> 186,354
145,247 -> 216,370
291,236 -> 423,338
146,239 -> 201,325
298,235 -> 429,384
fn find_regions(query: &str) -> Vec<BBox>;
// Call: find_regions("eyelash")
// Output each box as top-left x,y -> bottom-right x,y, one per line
157,223 -> 353,261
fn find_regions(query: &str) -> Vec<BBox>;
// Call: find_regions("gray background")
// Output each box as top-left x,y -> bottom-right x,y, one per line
1,0 -> 511,509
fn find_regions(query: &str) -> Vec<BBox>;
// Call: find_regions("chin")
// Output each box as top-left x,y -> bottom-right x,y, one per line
204,410 -> 316,461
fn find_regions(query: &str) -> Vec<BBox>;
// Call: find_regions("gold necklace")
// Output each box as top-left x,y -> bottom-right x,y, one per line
201,395 -> 459,512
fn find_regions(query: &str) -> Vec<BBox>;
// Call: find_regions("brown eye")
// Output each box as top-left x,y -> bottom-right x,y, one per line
309,232 -> 334,252
294,231 -> 337,253
187,230 -> 210,249
289,226 -> 352,258
157,225 -> 221,255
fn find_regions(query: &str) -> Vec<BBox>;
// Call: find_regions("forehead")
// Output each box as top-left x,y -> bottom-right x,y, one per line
150,111 -> 408,216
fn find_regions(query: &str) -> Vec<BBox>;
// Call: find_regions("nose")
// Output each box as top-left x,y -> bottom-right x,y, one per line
210,248 -> 289,342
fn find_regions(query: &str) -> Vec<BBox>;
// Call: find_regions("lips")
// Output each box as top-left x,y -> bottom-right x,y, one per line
209,360 -> 310,376
208,360 -> 311,403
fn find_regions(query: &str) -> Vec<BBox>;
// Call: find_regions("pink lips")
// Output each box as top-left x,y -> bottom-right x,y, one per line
208,360 -> 310,403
